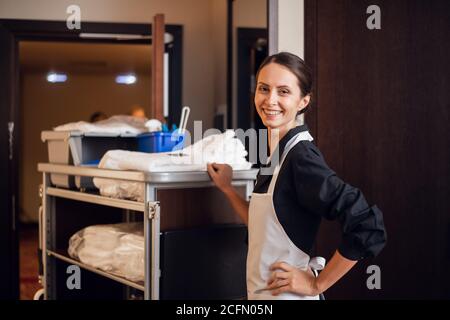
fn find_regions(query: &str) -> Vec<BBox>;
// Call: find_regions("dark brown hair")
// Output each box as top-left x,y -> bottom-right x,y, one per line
256,52 -> 313,114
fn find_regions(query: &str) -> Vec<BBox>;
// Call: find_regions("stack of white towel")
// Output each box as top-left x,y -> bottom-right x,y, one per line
68,222 -> 144,282
93,130 -> 252,201
97,130 -> 250,172
54,115 -> 148,135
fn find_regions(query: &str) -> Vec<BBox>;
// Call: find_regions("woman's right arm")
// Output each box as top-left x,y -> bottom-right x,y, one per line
207,163 -> 249,225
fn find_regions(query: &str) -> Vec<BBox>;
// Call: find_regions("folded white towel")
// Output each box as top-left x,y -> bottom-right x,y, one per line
68,223 -> 144,281
93,130 -> 252,200
54,115 -> 148,134
97,129 -> 251,172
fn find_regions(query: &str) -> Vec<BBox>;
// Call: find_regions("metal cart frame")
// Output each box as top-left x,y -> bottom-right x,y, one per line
37,163 -> 258,300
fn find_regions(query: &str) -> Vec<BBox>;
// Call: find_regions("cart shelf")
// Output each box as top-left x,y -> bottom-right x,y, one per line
46,187 -> 146,212
47,249 -> 145,291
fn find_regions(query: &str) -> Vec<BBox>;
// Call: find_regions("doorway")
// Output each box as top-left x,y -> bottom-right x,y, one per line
0,19 -> 182,299
236,28 -> 268,167
236,27 -> 267,131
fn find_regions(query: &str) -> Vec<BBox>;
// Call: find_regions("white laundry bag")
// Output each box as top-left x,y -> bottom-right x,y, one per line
68,222 -> 144,282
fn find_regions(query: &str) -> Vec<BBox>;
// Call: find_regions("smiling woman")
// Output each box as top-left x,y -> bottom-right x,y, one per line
208,51 -> 387,300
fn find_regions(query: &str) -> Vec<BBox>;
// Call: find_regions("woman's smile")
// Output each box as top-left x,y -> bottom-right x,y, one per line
262,107 -> 283,117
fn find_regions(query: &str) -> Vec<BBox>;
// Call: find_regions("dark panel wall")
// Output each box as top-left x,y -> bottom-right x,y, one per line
306,0 -> 450,299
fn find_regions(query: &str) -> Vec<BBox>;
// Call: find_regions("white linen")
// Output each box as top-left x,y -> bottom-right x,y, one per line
54,115 -> 148,135
93,130 -> 252,201
68,222 -> 144,282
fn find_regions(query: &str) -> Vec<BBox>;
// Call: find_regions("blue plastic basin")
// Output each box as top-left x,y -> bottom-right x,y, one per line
136,131 -> 185,153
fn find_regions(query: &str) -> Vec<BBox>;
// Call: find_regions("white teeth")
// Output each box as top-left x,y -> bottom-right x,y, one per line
263,109 -> 282,116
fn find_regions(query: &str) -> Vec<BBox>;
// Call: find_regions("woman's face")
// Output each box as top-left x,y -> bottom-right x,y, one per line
254,63 -> 309,134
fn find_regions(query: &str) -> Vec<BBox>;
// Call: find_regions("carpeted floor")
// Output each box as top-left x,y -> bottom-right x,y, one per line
19,224 -> 42,300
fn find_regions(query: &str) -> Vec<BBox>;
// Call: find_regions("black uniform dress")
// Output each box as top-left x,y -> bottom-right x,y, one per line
253,124 -> 387,261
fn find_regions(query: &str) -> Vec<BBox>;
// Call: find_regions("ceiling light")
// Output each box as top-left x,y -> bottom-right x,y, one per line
115,74 -> 137,85
47,72 -> 67,83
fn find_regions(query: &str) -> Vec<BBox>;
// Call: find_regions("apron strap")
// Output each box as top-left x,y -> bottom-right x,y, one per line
267,131 -> 313,194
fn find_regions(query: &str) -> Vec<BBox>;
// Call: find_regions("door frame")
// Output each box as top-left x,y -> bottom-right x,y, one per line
0,19 -> 183,299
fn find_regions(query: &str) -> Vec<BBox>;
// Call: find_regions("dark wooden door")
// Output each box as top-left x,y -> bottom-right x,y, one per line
305,0 -> 450,299
0,24 -> 20,299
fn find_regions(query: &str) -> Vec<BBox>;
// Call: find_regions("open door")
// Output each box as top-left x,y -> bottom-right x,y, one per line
0,24 -> 20,299
1,17 -> 184,300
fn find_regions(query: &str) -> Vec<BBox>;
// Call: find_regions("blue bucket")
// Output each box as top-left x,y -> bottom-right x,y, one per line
137,131 -> 185,153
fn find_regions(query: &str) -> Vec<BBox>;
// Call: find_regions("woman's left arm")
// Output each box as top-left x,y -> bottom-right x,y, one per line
266,143 -> 387,296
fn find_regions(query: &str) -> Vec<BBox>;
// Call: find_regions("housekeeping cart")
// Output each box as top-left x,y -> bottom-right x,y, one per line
36,163 -> 258,300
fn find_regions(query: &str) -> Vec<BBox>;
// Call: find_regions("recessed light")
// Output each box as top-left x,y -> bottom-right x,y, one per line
115,74 -> 137,85
47,72 -> 67,83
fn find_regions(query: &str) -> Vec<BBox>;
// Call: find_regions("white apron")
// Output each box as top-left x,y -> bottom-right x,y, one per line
247,130 -> 326,300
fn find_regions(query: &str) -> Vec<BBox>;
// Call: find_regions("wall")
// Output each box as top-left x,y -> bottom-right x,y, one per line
19,71 -> 151,222
278,0 -> 304,57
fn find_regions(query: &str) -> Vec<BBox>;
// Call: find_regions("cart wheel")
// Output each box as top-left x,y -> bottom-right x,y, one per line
33,288 -> 45,300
